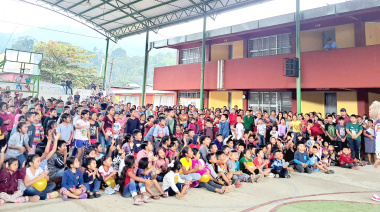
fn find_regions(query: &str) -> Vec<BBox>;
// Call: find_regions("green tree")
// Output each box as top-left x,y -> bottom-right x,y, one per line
33,41 -> 99,88
11,36 -> 37,52
111,47 -> 127,58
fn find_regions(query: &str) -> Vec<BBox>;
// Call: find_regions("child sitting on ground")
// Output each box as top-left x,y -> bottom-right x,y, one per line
309,146 -> 334,174
119,155 -> 151,205
227,150 -> 250,184
83,158 -> 102,199
254,148 -> 274,177
137,157 -> 167,199
99,156 -> 118,193
239,149 -> 262,183
271,150 -> 291,178
321,148 -> 330,166
294,143 -> 313,173
328,145 -> 339,166
339,147 -> 360,170
154,147 -> 169,182
23,154 -> 57,200
0,145 -> 40,205
162,160 -> 191,198
60,157 -> 88,200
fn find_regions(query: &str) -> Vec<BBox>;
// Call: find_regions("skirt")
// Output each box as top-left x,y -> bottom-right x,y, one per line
364,137 -> 376,153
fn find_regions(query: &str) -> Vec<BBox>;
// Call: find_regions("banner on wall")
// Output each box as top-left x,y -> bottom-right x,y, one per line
180,98 -> 200,108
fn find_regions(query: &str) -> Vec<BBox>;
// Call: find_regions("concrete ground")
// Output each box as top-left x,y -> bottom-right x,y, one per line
1,165 -> 380,212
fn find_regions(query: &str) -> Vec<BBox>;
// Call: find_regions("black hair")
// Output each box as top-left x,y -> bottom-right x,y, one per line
199,135 -> 209,145
133,129 -> 141,138
168,160 -> 182,172
101,156 -> 112,166
16,121 -> 27,133
66,156 -> 76,168
85,147 -> 95,156
350,114 -> 357,118
221,145 -> 229,152
216,150 -> 224,159
181,146 -> 191,158
222,114 -> 228,119
158,117 -> 166,123
338,117 -> 345,121
85,157 -> 96,168
81,109 -> 89,118
119,155 -> 136,189
153,119 -> 159,125
209,142 -> 216,149
25,111 -> 34,121
57,140 -> 66,149
61,113 -> 71,122
206,153 -> 215,164
255,148 -> 263,156
6,158 -> 19,167
44,120 -> 57,136
138,157 -> 149,170
160,135 -> 170,146
140,140 -> 149,150
26,154 -> 40,166
123,134 -> 132,144
192,148 -> 199,157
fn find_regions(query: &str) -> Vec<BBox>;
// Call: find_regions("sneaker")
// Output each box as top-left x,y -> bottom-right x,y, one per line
328,170 -> 334,174
87,193 -> 94,199
113,184 -> 120,191
94,192 -> 101,198
269,173 -> 275,178
235,181 -> 242,188
372,194 -> 380,202
62,195 -> 68,201
255,174 -> 263,183
79,193 -> 88,199
285,174 -> 291,178
105,186 -> 115,195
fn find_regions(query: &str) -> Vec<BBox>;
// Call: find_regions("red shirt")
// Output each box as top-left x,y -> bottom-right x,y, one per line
336,115 -> 351,126
0,167 -> 26,194
189,143 -> 201,149
123,169 -> 134,189
91,108 -> 100,113
339,153 -> 355,166
197,119 -> 205,131
213,122 -> 219,135
310,123 -> 324,138
229,113 -> 238,126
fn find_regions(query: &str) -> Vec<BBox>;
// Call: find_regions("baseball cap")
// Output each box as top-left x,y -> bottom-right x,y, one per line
340,108 -> 346,112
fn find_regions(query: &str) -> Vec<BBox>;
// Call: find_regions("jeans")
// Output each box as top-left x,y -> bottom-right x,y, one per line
60,86 -> 66,94
66,86 -> 73,95
156,173 -> 164,182
179,173 -> 201,182
180,123 -> 188,128
51,169 -> 65,179
347,138 -> 361,160
295,164 -> 312,173
198,181 -> 223,192
232,173 -> 251,182
24,183 -> 56,200
293,133 -> 299,146
167,183 -> 184,196
121,181 -> 145,198
84,179 -> 101,192
343,163 -> 357,168
16,84 -> 22,90
98,133 -> 106,153
258,134 -> 265,146
16,154 -> 26,169
271,168 -> 289,178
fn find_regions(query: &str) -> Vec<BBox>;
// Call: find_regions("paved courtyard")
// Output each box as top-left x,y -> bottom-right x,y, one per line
1,165 -> 380,212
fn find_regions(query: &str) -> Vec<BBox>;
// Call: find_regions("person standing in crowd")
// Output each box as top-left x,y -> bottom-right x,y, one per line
66,78 -> 73,95
60,77 -> 66,94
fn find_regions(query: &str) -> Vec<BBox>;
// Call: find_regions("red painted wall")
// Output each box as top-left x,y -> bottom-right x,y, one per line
154,45 -> 380,91
153,61 -> 218,91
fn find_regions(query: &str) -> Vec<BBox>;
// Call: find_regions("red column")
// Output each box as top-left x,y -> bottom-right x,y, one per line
204,91 -> 209,109
354,22 -> 366,47
357,89 -> 369,116
243,38 -> 248,58
174,91 -> 178,105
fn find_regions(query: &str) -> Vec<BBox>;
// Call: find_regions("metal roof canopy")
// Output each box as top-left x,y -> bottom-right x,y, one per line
19,0 -> 271,41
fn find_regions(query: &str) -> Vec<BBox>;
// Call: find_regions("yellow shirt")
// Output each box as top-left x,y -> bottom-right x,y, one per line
179,157 -> 192,174
290,121 -> 302,133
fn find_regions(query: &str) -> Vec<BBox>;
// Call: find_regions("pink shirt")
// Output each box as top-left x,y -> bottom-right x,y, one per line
135,150 -> 154,172
155,158 -> 169,173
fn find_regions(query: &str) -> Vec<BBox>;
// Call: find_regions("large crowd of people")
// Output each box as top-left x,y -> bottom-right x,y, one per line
0,91 -> 379,206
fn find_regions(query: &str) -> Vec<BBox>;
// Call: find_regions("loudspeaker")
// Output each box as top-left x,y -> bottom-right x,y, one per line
283,58 -> 299,77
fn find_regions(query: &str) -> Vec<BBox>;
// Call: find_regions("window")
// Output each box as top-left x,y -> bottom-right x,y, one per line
180,47 -> 202,64
248,33 -> 291,57
248,92 -> 292,113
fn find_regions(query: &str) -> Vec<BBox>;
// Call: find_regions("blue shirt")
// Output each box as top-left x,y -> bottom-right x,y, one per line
294,150 -> 310,165
144,126 -> 155,142
219,121 -> 229,139
61,168 -> 84,190
324,41 -> 337,50
271,158 -> 285,170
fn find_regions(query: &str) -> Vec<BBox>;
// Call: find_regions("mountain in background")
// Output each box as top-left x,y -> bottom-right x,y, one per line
0,25 -> 177,86
0,24 -> 174,56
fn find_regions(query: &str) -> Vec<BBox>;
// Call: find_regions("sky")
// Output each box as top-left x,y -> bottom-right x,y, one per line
0,0 -> 351,42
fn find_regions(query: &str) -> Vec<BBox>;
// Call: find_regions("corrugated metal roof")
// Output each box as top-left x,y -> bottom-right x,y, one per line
17,0 -> 272,40
151,0 -> 380,48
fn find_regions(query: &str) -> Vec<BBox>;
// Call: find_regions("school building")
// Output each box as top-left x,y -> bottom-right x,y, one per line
151,0 -> 380,116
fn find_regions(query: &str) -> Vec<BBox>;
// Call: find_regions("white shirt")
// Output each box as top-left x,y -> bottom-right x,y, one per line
99,165 -> 114,177
162,171 -> 185,193
26,167 -> 43,181
235,122 -> 245,140
74,119 -> 90,140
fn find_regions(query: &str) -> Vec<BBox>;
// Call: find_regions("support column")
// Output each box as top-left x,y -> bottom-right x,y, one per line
292,89 -> 297,114
296,0 -> 302,114
200,15 -> 207,109
141,30 -> 150,107
357,90 -> 369,116
243,90 -> 248,111
204,91 -> 209,109
354,21 -> 366,47
243,38 -> 249,58
103,38 -> 110,88
174,91 -> 179,105
176,49 -> 181,65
